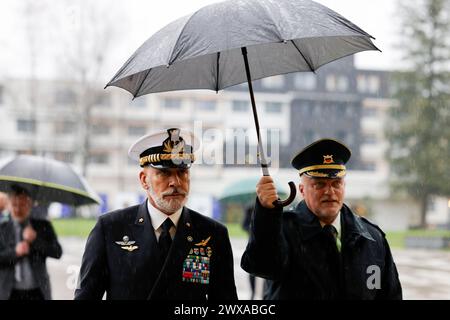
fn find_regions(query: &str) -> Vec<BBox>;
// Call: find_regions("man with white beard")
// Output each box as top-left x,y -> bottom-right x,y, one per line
75,128 -> 237,300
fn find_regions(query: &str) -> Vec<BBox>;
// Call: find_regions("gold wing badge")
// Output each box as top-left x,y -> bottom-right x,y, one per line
195,236 -> 211,246
115,235 -> 138,252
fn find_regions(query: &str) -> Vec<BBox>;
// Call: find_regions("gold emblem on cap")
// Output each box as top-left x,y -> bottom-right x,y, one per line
187,236 -> 193,242
138,218 -> 144,223
323,155 -> 334,164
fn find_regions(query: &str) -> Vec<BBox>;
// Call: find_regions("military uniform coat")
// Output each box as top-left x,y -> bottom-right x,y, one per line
241,200 -> 402,300
75,202 -> 237,300
0,217 -> 63,300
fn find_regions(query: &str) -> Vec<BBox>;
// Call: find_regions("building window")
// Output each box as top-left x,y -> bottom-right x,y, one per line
54,121 -> 76,134
128,125 -> 147,136
363,134 -> 377,144
294,73 -> 317,90
89,153 -> 109,164
326,74 -> 337,91
261,75 -> 284,89
94,93 -> 111,107
339,103 -> 355,117
368,75 -> 380,94
327,75 -> 348,92
163,98 -> 181,110
53,152 -> 74,163
337,76 -> 349,92
357,75 -> 367,93
91,124 -> 110,135
196,100 -> 216,112
357,74 -> 380,94
17,119 -> 36,133
55,89 -> 77,106
232,100 -> 249,112
363,107 -> 378,117
265,102 -> 282,113
362,161 -> 377,171
300,102 -> 314,116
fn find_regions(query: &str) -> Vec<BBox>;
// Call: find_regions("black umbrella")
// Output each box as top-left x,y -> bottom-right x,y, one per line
106,0 -> 379,207
0,155 -> 101,206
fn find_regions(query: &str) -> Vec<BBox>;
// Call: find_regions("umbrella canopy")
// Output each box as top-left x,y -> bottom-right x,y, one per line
106,0 -> 378,96
0,155 -> 101,206
106,0 -> 379,207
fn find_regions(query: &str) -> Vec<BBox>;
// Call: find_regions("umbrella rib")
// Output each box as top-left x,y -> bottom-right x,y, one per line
215,52 -> 221,93
167,10 -> 202,65
289,40 -> 316,73
132,68 -> 152,98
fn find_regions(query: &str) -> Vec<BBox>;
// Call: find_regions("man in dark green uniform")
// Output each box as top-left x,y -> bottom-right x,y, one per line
241,139 -> 402,299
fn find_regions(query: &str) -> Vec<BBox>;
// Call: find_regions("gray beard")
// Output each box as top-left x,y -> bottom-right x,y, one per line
148,185 -> 188,214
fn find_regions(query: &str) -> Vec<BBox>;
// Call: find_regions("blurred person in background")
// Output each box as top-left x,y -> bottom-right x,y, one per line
0,185 -> 62,300
0,192 -> 9,220
242,202 -> 257,300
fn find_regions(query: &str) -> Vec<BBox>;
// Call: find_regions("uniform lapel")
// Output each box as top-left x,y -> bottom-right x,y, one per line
129,201 -> 161,295
296,201 -> 322,242
147,207 -> 196,299
341,204 -> 375,249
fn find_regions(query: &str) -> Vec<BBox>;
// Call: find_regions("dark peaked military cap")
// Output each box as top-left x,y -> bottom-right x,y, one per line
291,138 -> 351,178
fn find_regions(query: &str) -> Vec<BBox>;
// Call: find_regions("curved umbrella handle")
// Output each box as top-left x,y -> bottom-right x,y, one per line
272,181 -> 297,208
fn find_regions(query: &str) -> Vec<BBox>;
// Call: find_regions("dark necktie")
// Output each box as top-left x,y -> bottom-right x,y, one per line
158,218 -> 174,263
322,224 -> 342,295
323,224 -> 341,252
15,222 -> 26,283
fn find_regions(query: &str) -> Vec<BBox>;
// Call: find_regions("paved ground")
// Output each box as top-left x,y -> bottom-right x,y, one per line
48,237 -> 450,300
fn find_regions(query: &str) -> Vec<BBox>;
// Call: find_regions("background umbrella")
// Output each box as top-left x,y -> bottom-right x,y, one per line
219,176 -> 289,204
106,0 -> 380,207
0,155 -> 101,206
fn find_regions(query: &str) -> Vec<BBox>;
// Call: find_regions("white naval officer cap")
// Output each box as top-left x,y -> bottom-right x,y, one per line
128,128 -> 200,168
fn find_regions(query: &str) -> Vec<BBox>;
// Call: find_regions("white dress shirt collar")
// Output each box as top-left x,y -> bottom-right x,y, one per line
319,211 -> 341,239
147,199 -> 182,232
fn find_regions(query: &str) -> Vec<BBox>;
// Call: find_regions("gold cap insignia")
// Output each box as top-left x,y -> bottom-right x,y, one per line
323,155 -> 334,164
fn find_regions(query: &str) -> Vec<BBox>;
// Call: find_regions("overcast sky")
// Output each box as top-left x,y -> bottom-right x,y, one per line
0,0 -> 401,79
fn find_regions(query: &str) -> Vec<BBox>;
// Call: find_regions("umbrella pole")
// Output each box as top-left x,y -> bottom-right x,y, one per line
241,47 -> 296,207
241,47 -> 270,177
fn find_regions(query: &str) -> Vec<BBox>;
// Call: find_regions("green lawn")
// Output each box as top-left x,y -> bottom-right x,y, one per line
51,218 -> 96,238
51,218 -> 450,249
385,229 -> 450,249
51,219 -> 248,239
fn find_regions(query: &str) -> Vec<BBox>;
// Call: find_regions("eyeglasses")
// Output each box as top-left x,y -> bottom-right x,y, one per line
310,179 -> 344,191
